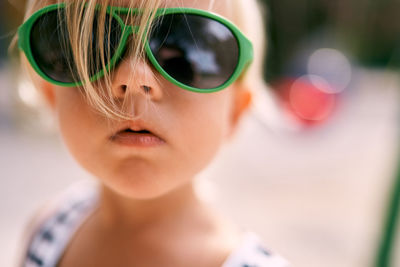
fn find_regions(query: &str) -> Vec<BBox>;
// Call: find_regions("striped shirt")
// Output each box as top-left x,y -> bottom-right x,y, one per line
22,181 -> 290,267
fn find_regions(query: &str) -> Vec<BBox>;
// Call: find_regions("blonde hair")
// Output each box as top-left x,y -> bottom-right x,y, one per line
12,0 -> 267,120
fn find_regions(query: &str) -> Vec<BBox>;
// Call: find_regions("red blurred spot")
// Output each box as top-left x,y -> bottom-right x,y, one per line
274,76 -> 337,126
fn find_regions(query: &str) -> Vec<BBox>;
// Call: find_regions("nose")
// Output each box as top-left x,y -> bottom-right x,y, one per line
110,57 -> 163,101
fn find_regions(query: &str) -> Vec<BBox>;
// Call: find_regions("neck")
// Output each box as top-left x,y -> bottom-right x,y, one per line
96,181 -> 203,231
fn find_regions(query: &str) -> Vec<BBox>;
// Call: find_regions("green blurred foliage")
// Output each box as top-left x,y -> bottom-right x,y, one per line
0,0 -> 26,63
262,0 -> 400,82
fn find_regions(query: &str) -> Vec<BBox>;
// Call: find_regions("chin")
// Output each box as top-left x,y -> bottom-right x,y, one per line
101,170 -> 187,200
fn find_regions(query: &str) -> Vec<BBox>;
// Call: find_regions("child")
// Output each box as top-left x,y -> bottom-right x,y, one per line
13,0 -> 290,266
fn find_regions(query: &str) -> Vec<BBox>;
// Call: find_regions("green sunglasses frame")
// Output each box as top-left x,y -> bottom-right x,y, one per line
18,3 -> 254,93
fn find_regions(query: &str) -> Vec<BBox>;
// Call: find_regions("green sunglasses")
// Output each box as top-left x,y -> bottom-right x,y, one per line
18,3 -> 253,93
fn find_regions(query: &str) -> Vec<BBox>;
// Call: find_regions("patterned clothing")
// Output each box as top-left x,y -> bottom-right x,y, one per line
22,181 -> 290,267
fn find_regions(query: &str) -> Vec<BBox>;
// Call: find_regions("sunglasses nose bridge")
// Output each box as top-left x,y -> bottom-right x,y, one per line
122,25 -> 139,34
121,25 -> 137,35
132,25 -> 139,34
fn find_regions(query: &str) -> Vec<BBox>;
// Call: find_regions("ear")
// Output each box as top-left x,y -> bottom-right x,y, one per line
227,84 -> 252,138
22,55 -> 56,110
38,80 -> 56,110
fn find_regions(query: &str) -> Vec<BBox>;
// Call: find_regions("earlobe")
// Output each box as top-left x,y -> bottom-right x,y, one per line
39,81 -> 56,110
30,72 -> 57,110
228,85 -> 252,137
22,55 -> 57,110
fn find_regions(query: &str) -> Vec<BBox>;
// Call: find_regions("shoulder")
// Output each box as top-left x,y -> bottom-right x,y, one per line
222,232 -> 291,267
16,180 -> 99,267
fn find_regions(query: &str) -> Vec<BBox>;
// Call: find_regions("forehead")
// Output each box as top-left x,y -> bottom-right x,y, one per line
112,0 -> 221,8
33,0 -> 234,26
110,0 -> 231,18
39,0 -> 232,18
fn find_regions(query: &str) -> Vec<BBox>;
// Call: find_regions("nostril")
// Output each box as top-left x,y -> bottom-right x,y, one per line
142,85 -> 151,93
113,85 -> 154,97
112,85 -> 127,98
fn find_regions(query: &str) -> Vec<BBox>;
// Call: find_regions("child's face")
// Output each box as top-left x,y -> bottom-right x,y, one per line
25,0 -> 251,199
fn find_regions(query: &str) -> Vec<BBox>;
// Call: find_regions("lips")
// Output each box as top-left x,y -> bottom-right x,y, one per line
110,121 -> 165,147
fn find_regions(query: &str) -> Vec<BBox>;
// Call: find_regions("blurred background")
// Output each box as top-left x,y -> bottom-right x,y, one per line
1,0 -> 400,266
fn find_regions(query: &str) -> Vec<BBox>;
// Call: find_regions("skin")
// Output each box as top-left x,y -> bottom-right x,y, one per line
22,0 -> 253,266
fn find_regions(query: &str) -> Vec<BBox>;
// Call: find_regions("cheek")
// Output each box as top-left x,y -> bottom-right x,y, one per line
171,91 -> 234,172
54,88 -> 101,163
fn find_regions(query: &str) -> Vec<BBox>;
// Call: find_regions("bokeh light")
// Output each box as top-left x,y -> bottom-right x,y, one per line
307,48 -> 352,94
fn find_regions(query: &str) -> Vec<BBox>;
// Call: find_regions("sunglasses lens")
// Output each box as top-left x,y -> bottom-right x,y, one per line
149,14 -> 239,89
30,9 -> 122,84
